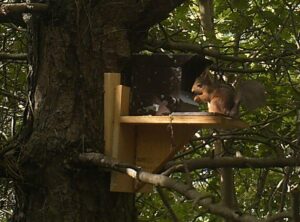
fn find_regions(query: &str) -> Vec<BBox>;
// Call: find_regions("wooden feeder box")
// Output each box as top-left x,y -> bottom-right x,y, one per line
104,54 -> 248,193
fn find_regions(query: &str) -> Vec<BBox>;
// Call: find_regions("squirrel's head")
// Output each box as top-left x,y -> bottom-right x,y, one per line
191,68 -> 214,102
191,68 -> 213,93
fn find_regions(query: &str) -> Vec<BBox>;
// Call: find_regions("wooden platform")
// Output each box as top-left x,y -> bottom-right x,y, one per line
104,73 -> 248,193
120,115 -> 248,128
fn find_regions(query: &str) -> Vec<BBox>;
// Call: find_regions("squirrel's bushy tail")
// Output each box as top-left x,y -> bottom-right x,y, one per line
236,80 -> 266,111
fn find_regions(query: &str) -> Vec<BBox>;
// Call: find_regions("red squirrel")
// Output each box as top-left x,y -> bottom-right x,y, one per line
191,68 -> 266,117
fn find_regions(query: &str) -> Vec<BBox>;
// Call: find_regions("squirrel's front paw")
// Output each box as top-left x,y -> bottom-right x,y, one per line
194,95 -> 202,103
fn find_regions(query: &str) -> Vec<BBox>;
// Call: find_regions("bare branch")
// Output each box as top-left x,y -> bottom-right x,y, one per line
211,66 -> 267,74
78,153 -> 295,221
265,211 -> 292,222
0,152 -> 19,179
133,0 -> 187,31
145,40 -> 300,63
198,0 -> 217,43
0,3 -> 48,15
0,13 -> 23,26
0,88 -> 26,103
78,152 -> 259,222
165,157 -> 300,172
156,187 -> 180,222
0,53 -> 27,61
0,3 -> 48,25
253,169 -> 269,209
280,167 -> 292,211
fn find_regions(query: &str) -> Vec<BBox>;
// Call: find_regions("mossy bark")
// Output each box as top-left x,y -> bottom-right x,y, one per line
12,1 -> 185,221
19,1 -> 136,221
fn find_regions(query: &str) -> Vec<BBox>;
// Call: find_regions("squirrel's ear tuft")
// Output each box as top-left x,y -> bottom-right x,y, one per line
204,58 -> 214,67
201,68 -> 213,83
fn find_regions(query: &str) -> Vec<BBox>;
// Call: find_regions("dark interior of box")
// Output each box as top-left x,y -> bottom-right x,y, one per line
122,54 -> 212,115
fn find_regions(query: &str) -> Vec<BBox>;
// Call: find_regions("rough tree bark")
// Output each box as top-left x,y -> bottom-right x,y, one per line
11,0 -> 185,221
198,0 -> 217,43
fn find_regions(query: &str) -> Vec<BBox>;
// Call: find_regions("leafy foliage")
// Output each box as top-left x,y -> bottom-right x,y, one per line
0,0 -> 299,221
140,0 -> 300,221
0,23 -> 27,222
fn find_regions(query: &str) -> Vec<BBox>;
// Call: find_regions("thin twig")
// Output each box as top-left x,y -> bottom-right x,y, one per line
156,187 -> 180,222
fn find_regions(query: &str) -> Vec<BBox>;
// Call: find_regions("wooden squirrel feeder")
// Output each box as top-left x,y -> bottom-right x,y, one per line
104,54 -> 248,193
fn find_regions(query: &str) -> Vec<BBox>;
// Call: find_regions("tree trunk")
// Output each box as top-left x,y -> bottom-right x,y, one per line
8,1 -> 185,221
198,0 -> 217,43
214,140 -> 236,222
18,1 -> 136,221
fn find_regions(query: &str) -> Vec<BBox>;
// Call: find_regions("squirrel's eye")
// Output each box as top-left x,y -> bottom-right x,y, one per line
197,83 -> 202,87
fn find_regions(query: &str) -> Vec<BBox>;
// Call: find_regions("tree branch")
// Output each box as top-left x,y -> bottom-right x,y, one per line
156,187 -> 180,222
0,13 -> 23,26
0,3 -> 48,15
78,153 -> 295,221
0,154 -> 19,179
145,40 -> 300,63
265,211 -> 292,222
0,53 -> 27,61
198,0 -> 217,43
0,3 -> 48,25
211,66 -> 267,74
78,152 -> 260,222
0,88 -> 26,103
164,157 -> 300,173
133,0 -> 187,31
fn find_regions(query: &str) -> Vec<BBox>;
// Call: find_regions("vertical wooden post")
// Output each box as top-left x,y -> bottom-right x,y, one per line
110,85 -> 136,192
104,73 -> 121,156
104,73 -> 135,192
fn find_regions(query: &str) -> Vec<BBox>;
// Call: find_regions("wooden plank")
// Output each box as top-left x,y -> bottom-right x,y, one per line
106,83 -> 248,193
136,125 -> 197,171
104,73 -> 120,157
111,85 -> 131,158
135,124 -> 198,191
120,115 -> 248,129
110,85 -> 136,192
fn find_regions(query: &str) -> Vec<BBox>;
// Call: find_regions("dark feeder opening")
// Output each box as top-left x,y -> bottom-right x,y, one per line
122,54 -> 213,116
